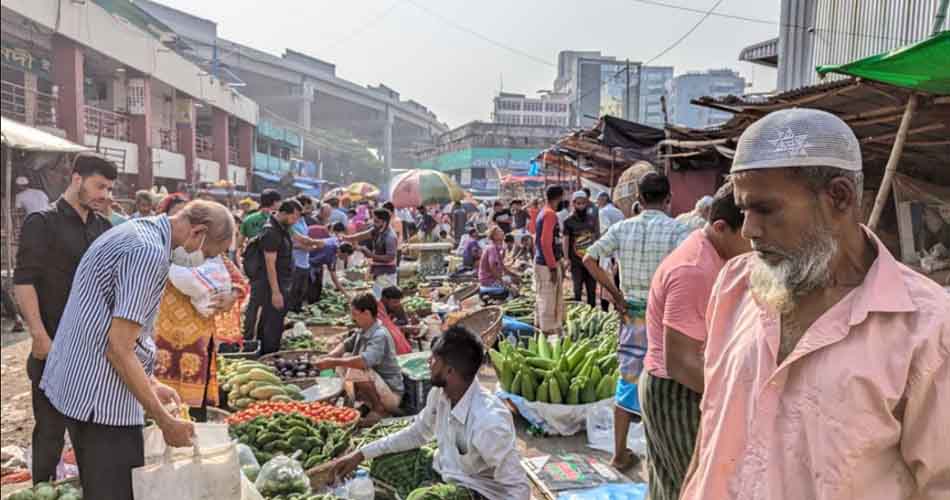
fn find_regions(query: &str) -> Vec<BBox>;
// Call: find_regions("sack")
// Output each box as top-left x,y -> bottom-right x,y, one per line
132,442 -> 241,500
168,257 -> 232,317
585,404 -> 646,456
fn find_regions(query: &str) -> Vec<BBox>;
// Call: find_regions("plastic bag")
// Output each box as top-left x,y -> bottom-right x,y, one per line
236,443 -> 261,482
496,391 -> 613,436
143,423 -> 231,464
132,442 -> 241,500
167,257 -> 232,316
254,453 -> 311,497
558,483 -> 648,500
586,404 -> 646,457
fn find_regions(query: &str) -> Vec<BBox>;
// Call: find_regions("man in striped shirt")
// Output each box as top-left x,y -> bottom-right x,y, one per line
40,200 -> 235,500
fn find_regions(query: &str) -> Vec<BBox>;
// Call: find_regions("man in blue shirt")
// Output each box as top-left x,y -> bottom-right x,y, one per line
309,224 -> 356,303
289,195 -> 323,312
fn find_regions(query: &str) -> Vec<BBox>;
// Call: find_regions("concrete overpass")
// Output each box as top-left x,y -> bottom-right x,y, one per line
136,0 -> 448,176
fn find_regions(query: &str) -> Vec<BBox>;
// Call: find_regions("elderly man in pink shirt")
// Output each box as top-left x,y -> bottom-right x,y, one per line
680,108 -> 950,500
641,181 -> 750,500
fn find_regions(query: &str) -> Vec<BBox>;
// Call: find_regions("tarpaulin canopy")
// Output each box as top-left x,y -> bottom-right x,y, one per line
1,117 -> 91,153
816,31 -> 950,95
600,116 -> 666,149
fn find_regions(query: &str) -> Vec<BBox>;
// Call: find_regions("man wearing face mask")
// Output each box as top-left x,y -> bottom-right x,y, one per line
38,200 -> 234,500
14,153 -> 117,485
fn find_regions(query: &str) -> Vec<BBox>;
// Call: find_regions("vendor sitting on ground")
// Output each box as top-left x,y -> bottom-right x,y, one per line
461,228 -> 484,271
314,325 -> 530,500
381,286 -> 411,325
315,293 -> 404,419
479,225 -> 521,299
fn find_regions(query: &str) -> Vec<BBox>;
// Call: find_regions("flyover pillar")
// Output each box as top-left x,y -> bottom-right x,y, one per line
383,104 -> 394,185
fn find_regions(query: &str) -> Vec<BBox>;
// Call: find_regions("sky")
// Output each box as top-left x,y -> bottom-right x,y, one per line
155,0 -> 781,127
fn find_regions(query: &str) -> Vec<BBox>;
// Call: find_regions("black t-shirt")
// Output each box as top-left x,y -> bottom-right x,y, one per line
13,198 -> 111,339
513,208 -> 528,230
259,215 -> 294,289
563,211 -> 599,264
493,208 -> 513,233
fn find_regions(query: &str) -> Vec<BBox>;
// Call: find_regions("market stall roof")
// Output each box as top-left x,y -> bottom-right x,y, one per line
0,117 -> 92,153
816,31 -> 950,95
679,78 -> 950,186
538,116 -> 664,187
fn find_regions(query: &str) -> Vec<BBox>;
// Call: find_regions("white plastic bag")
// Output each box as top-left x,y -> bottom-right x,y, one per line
167,257 -> 232,316
496,391 -> 613,436
143,423 -> 231,464
585,404 -> 647,457
132,442 -> 241,500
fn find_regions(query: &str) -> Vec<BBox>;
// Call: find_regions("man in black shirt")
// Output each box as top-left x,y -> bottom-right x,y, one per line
492,200 -> 513,234
249,199 -> 302,354
13,153 -> 117,483
562,191 -> 600,306
511,199 -> 527,233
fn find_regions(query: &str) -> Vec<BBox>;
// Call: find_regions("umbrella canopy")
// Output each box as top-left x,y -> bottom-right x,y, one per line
390,169 -> 466,208
816,31 -> 950,95
346,182 -> 381,200
322,187 -> 349,202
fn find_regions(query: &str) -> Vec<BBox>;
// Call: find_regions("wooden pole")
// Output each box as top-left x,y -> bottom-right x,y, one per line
5,151 -> 13,279
867,93 -> 918,230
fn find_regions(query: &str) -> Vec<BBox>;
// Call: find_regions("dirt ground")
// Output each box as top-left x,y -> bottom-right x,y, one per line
0,321 -> 32,451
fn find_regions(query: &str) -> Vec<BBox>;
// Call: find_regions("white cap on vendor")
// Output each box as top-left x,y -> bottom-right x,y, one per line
731,108 -> 862,173
571,190 -> 588,201
15,176 -> 29,186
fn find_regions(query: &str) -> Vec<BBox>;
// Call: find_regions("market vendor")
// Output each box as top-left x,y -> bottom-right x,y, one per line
479,225 -> 521,298
308,233 -> 356,303
343,208 -> 399,298
315,293 -> 405,419
380,285 -> 411,325
313,325 -> 530,500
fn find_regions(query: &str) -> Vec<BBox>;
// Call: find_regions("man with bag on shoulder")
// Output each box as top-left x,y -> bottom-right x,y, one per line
39,200 -> 235,500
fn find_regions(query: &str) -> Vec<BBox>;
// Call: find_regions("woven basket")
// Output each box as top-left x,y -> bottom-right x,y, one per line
451,306 -> 503,350
612,161 -> 657,217
307,325 -> 350,338
450,283 -> 479,303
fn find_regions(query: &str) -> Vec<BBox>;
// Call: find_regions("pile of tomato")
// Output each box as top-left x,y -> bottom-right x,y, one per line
225,400 -> 359,426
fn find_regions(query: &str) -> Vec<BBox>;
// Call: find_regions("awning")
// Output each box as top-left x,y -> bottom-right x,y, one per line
816,31 -> 950,95
253,171 -> 282,183
1,117 -> 91,153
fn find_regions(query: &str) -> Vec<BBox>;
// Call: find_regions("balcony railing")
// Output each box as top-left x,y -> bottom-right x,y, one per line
229,144 -> 239,165
158,128 -> 177,152
85,105 -> 130,142
196,135 -> 214,160
1,80 -> 57,126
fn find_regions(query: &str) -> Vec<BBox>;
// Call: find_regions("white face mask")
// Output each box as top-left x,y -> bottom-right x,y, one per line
171,233 -> 207,268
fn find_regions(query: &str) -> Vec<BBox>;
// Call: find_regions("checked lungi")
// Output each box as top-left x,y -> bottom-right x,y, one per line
638,369 -> 702,500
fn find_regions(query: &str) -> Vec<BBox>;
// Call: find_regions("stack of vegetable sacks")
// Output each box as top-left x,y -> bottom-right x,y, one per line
219,358 -> 305,410
490,331 -> 620,405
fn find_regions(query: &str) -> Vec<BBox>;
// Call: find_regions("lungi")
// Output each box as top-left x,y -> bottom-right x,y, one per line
638,369 -> 701,500
533,264 -> 565,333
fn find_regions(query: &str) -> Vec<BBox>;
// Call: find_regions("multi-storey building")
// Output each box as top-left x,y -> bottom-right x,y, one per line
670,69 -> 747,128
1,0 -> 258,192
638,66 -> 674,128
491,92 -> 570,127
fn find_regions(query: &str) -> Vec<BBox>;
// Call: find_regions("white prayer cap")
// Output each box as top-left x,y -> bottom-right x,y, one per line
15,176 -> 28,186
572,190 -> 588,201
731,108 -> 862,173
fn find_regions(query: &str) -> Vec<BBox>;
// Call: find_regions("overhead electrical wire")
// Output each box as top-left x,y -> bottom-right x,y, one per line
321,0 -> 407,51
403,0 -> 555,68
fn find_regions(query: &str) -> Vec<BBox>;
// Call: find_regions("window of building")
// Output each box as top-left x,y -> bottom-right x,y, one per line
524,101 -> 543,112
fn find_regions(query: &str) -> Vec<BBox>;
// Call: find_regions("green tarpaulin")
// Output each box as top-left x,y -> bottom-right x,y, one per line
816,31 -> 950,95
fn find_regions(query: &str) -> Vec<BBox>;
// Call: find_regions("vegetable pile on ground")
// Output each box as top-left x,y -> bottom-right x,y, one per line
287,291 -> 354,327
565,303 -> 621,341
5,482 -> 82,500
230,411 -> 353,468
227,401 -> 360,427
280,322 -> 334,352
352,419 -> 412,449
218,358 -> 305,410
267,494 -> 343,500
501,295 -> 535,325
403,296 -> 432,316
490,329 -> 620,404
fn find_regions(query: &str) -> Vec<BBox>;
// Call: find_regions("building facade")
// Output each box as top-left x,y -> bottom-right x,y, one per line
413,121 -> 566,197
553,51 -> 643,128
670,69 -> 746,128
740,0 -> 949,91
638,66 -> 674,128
491,92 -> 569,127
1,0 -> 258,192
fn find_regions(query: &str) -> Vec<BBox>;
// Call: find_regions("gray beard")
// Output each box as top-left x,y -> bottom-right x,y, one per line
749,225 -> 838,314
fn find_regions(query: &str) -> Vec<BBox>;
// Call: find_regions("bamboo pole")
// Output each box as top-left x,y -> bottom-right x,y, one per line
867,93 -> 918,230
4,151 -> 13,279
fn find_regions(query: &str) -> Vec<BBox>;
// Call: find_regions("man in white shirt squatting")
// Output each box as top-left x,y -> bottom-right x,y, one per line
312,325 -> 530,500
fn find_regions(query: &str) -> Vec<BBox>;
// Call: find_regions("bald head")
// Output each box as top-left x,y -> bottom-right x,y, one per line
179,200 -> 234,243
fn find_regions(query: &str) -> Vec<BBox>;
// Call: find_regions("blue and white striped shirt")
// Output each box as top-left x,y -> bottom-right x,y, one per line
41,215 -> 172,426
